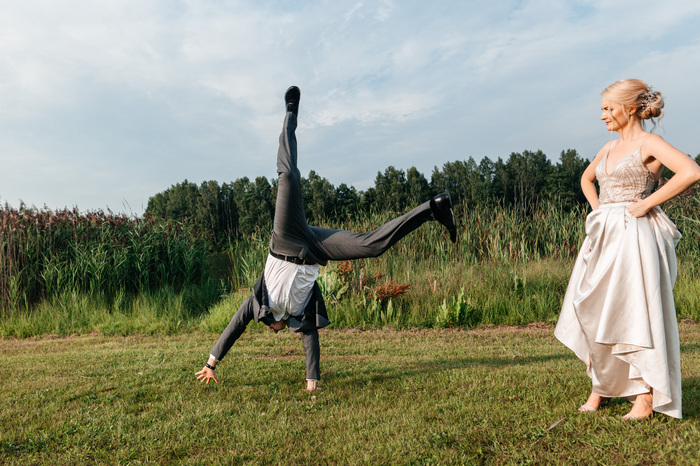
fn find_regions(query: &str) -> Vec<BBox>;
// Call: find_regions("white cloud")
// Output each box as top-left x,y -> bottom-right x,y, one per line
1,0 -> 700,213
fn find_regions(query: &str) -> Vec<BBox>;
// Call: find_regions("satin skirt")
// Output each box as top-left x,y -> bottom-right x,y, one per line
554,202 -> 682,418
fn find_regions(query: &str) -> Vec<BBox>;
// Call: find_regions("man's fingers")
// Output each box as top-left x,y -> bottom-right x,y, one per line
195,368 -> 219,385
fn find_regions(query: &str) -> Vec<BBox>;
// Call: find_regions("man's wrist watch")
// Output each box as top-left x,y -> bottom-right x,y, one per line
205,362 -> 216,370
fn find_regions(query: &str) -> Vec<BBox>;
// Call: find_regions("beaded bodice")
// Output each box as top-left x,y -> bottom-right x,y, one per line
596,143 -> 655,205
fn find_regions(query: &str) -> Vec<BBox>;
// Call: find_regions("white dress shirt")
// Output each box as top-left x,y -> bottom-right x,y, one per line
263,254 -> 320,321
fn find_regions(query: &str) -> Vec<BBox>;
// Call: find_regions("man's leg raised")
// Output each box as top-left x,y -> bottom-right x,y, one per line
269,86 -> 319,261
308,193 -> 457,261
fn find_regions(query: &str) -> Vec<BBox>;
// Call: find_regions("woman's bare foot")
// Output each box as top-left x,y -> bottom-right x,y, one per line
578,393 -> 607,412
623,393 -> 653,420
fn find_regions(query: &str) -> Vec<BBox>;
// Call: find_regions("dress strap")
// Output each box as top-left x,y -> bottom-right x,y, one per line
637,136 -> 653,163
601,140 -> 616,173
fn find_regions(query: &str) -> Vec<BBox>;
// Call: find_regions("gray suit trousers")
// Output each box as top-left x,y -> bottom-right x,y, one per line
269,112 -> 435,266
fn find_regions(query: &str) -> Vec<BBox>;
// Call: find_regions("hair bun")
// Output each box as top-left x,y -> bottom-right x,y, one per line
638,89 -> 664,120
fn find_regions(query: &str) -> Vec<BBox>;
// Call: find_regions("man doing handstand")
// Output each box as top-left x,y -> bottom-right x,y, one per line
196,86 -> 456,390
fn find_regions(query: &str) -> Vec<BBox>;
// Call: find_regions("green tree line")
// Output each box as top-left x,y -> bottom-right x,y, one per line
146,150 -> 700,247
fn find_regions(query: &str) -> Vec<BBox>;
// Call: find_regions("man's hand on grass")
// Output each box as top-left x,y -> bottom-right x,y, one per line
306,380 -> 320,391
195,366 -> 219,385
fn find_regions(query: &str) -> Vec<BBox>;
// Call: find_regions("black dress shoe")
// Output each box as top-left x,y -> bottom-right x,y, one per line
285,86 -> 301,115
430,193 -> 457,243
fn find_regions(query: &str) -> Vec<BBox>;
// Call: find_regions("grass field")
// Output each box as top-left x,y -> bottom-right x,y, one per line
2,320 -> 699,464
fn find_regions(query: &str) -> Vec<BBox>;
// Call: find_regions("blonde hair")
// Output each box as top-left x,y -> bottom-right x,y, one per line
602,79 -> 664,131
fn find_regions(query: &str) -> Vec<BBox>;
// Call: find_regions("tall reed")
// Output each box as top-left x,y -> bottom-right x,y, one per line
3,186 -> 699,336
300,193 -> 699,329
0,204 -> 216,314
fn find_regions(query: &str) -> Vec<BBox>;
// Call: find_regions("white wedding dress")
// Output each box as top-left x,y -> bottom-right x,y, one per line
555,141 -> 682,418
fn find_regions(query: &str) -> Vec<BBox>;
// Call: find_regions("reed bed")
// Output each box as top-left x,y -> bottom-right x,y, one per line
0,204 -> 218,331
294,202 -> 584,329
201,193 -> 700,333
2,190 -> 699,337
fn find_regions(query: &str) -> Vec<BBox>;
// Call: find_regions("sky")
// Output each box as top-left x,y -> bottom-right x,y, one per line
2,0 -> 700,216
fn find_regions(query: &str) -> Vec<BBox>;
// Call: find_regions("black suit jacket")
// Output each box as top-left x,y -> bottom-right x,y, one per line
209,273 -> 329,380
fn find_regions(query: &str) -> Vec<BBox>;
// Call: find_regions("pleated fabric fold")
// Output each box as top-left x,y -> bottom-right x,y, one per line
555,203 -> 682,418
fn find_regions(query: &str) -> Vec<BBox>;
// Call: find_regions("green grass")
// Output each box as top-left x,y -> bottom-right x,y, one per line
0,284 -> 222,338
1,321 -> 699,464
318,257 -> 575,329
2,256 -> 698,338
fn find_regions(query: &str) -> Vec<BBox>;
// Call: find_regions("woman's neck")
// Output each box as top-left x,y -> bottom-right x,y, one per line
616,120 -> 646,142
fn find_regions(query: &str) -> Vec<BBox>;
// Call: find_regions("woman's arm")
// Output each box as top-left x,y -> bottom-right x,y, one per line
628,135 -> 700,217
581,144 -> 608,210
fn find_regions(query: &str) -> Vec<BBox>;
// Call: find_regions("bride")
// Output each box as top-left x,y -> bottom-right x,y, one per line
555,79 -> 700,420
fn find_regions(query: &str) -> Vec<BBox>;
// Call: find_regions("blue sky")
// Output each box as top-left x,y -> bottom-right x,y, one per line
2,0 -> 700,215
